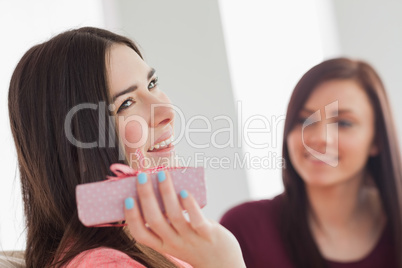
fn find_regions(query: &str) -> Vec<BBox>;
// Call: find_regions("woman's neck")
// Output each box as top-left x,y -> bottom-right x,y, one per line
306,172 -> 386,261
306,172 -> 381,231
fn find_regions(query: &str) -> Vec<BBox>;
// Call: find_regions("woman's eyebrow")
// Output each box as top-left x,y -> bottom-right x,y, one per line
112,85 -> 137,102
148,68 -> 156,80
112,68 -> 156,102
301,107 -> 354,116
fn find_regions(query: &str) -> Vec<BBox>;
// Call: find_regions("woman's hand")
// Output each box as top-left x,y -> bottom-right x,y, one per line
124,171 -> 246,268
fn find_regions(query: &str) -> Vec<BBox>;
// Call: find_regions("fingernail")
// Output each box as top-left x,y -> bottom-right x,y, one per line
180,190 -> 188,199
125,197 -> 134,209
138,173 -> 147,184
158,171 -> 166,183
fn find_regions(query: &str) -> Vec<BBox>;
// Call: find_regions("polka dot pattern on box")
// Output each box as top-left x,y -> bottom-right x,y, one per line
76,167 -> 206,227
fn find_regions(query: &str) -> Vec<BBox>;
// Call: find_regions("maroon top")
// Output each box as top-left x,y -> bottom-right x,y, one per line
220,194 -> 396,268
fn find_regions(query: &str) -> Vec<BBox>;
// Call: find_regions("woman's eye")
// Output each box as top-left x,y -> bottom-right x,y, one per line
117,98 -> 135,113
338,120 -> 353,128
148,77 -> 159,90
297,117 -> 307,124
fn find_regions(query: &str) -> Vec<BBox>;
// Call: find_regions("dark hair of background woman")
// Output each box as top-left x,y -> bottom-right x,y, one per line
280,58 -> 402,267
8,27 -> 177,267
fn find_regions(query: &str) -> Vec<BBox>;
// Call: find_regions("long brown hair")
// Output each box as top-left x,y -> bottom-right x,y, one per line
8,27 -> 177,267
280,58 -> 402,267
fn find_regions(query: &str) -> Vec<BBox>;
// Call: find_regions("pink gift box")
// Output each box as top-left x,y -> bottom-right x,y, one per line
76,167 -> 206,227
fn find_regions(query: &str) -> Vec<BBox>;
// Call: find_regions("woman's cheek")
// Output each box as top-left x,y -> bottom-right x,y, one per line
287,130 -> 302,163
338,131 -> 371,169
118,117 -> 148,152
289,128 -> 303,148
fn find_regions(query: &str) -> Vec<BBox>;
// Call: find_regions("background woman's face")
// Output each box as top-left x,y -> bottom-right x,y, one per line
107,44 -> 175,169
287,79 -> 378,188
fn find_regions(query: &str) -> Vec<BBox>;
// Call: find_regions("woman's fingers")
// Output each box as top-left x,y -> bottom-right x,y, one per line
124,197 -> 162,249
178,189 -> 212,238
135,173 -> 177,243
157,171 -> 192,236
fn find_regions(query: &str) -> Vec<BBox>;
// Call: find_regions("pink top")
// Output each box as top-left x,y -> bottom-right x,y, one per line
64,247 -> 193,268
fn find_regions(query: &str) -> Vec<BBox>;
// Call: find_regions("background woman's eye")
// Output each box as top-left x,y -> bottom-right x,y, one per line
148,77 -> 159,90
296,117 -> 307,125
117,98 -> 134,113
338,120 -> 353,128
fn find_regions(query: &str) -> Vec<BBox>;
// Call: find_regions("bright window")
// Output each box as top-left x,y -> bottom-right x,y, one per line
218,0 -> 340,199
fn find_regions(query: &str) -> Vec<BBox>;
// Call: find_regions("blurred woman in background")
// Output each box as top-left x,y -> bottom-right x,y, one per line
221,58 -> 402,267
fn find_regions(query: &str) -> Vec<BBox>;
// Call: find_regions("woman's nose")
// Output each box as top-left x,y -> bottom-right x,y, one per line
143,95 -> 174,128
303,120 -> 337,153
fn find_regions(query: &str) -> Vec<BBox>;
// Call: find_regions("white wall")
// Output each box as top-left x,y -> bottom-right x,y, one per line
218,0 -> 341,200
330,0 -> 402,140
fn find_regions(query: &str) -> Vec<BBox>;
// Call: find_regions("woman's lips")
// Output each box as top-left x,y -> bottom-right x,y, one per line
146,144 -> 175,157
153,129 -> 173,146
304,153 -> 338,165
148,135 -> 174,152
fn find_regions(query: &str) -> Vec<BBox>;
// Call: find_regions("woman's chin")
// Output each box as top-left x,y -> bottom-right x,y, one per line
126,146 -> 177,169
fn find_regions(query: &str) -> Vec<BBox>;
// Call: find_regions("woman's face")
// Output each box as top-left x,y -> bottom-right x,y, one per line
107,44 -> 175,169
287,79 -> 378,188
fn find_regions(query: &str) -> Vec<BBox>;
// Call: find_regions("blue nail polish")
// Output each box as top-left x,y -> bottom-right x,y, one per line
138,173 -> 147,184
180,190 -> 188,199
158,171 -> 166,183
125,197 -> 134,209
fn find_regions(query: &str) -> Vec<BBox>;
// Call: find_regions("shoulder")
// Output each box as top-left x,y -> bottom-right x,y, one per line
219,194 -> 284,246
65,247 -> 146,268
219,194 -> 292,267
220,193 -> 284,228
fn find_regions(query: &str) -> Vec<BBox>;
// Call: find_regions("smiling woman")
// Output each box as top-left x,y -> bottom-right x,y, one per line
8,27 -> 245,268
288,79 -> 379,186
